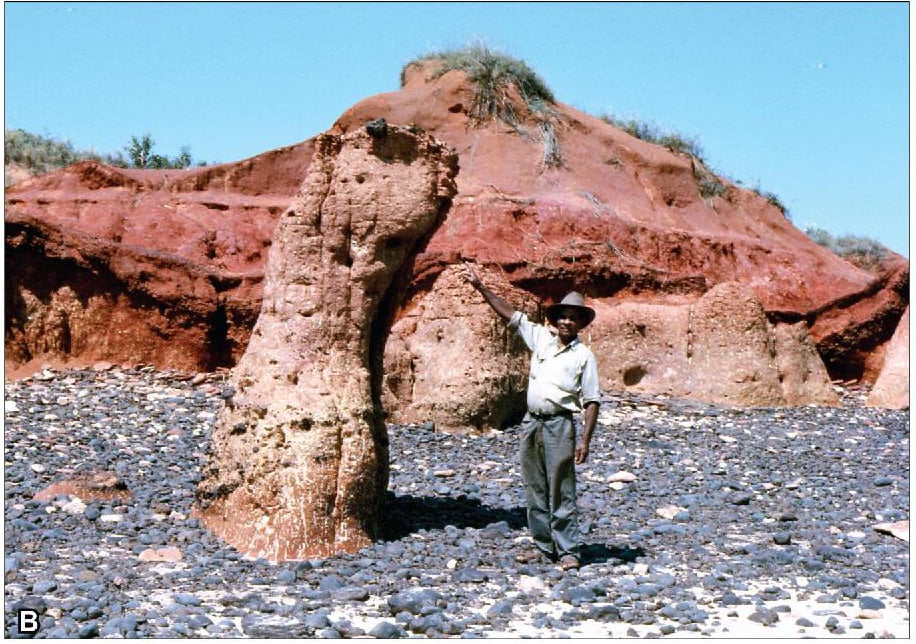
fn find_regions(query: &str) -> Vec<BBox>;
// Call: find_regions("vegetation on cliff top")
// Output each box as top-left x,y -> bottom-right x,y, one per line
5,129 -> 207,186
599,113 -> 792,214
805,226 -> 891,271
403,44 -> 555,125
403,45 -> 564,168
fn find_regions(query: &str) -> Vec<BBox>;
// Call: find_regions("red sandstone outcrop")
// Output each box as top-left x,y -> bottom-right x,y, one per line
387,276 -> 838,430
5,144 -> 313,378
601,283 -> 837,407
773,321 -> 842,407
5,60 -> 907,418
809,259 -> 908,381
195,125 -> 458,560
382,264 -> 539,431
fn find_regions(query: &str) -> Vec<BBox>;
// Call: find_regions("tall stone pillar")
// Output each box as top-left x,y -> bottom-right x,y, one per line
196,124 -> 457,560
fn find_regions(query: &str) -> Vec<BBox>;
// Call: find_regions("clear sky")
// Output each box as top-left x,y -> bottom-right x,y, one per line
4,1 -> 910,256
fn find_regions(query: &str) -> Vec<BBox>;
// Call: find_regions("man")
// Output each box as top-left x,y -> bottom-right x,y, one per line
461,263 -> 600,570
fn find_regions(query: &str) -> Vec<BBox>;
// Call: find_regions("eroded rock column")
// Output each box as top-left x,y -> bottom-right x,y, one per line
195,125 -> 457,560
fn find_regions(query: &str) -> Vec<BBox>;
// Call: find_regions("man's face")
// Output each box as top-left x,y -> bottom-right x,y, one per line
555,307 -> 582,344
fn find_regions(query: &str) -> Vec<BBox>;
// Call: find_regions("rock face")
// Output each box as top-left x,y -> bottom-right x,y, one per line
866,307 -> 909,409
773,321 -> 842,407
195,126 -> 458,560
382,264 -> 539,431
384,279 -> 839,430
394,280 -> 837,425
809,260 -> 909,381
600,284 -> 837,407
5,145 -> 313,378
5,59 -> 907,421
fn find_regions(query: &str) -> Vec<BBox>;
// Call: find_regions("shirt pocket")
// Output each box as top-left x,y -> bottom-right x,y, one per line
529,351 -> 547,379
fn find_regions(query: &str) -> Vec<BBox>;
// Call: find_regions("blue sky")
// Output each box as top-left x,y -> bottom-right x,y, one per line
4,2 -> 910,256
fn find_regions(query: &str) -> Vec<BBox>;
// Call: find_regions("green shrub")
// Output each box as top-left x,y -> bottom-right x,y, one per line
693,160 -> 727,200
5,129 -> 99,175
124,134 -> 194,169
602,115 -> 733,200
601,114 -> 798,213
762,191 -> 789,218
600,114 -> 704,160
805,226 -> 890,270
5,129 -> 205,183
744,185 -> 791,219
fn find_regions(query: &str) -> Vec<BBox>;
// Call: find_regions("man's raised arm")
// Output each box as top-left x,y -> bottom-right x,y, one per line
460,262 -> 514,321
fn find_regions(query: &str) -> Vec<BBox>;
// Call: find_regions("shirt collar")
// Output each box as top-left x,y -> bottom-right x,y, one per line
551,334 -> 580,353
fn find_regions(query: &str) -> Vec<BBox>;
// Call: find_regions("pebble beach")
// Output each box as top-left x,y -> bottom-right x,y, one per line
4,365 -> 909,638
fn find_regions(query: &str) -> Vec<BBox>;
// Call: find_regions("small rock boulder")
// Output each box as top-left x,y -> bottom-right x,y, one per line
867,307 -> 909,409
34,470 -> 131,503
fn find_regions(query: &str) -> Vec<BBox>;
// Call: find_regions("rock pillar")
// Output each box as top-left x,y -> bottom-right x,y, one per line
195,125 -> 457,560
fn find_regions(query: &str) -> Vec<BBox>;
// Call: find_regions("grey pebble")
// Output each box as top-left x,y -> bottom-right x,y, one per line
31,580 -> 57,594
369,620 -> 404,638
387,588 -> 443,616
318,574 -> 345,591
748,608 -> 780,625
859,596 -> 886,610
77,621 -> 100,638
332,586 -> 371,602
276,569 -> 296,583
304,611 -> 331,630
173,592 -> 202,607
452,568 -> 488,583
486,599 -> 515,617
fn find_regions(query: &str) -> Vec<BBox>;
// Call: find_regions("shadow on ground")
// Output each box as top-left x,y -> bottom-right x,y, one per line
379,493 -> 647,568
581,542 -> 646,565
380,492 -> 527,541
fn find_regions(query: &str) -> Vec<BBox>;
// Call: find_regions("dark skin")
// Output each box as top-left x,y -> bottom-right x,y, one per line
461,262 -> 598,464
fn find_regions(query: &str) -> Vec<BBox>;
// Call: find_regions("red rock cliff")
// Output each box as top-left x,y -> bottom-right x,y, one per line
5,62 -> 906,404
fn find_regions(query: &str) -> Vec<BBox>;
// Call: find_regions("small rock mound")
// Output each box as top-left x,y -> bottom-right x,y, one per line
34,470 -> 131,503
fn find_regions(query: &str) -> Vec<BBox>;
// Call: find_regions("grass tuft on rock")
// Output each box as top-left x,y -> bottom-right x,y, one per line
403,45 -> 562,169
404,44 -> 555,127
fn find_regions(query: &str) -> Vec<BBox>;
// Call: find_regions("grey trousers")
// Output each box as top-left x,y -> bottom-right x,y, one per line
519,412 -> 580,559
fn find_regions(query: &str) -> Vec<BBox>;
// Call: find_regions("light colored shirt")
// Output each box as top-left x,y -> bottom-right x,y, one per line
509,311 -> 601,416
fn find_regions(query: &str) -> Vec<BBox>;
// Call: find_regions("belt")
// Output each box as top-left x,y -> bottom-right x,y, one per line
527,409 -> 573,419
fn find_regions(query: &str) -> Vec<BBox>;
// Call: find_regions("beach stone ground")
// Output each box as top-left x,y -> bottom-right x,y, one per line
4,366 -> 909,638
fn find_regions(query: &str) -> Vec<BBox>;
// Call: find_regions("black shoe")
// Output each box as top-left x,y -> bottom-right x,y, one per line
559,555 -> 580,570
515,549 -> 549,564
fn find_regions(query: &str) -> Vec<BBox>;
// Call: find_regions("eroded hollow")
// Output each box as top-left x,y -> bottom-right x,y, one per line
623,365 -> 648,386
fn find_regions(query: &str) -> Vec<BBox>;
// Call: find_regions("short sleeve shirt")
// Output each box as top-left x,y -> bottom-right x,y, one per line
508,311 -> 601,415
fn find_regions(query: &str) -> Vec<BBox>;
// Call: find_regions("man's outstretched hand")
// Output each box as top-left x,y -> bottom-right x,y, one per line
460,262 -> 481,288
460,262 -> 513,321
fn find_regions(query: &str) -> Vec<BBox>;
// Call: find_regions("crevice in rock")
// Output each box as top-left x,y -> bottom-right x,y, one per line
204,298 -> 234,371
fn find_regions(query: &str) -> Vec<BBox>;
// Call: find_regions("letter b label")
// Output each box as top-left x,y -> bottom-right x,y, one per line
17,609 -> 40,635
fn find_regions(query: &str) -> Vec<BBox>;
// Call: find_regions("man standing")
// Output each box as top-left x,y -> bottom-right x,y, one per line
462,263 -> 600,570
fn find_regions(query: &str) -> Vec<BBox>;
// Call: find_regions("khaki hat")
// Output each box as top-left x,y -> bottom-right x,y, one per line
545,292 -> 596,328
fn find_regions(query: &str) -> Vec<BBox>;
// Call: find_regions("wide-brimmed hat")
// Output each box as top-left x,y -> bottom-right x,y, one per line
545,292 -> 596,328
